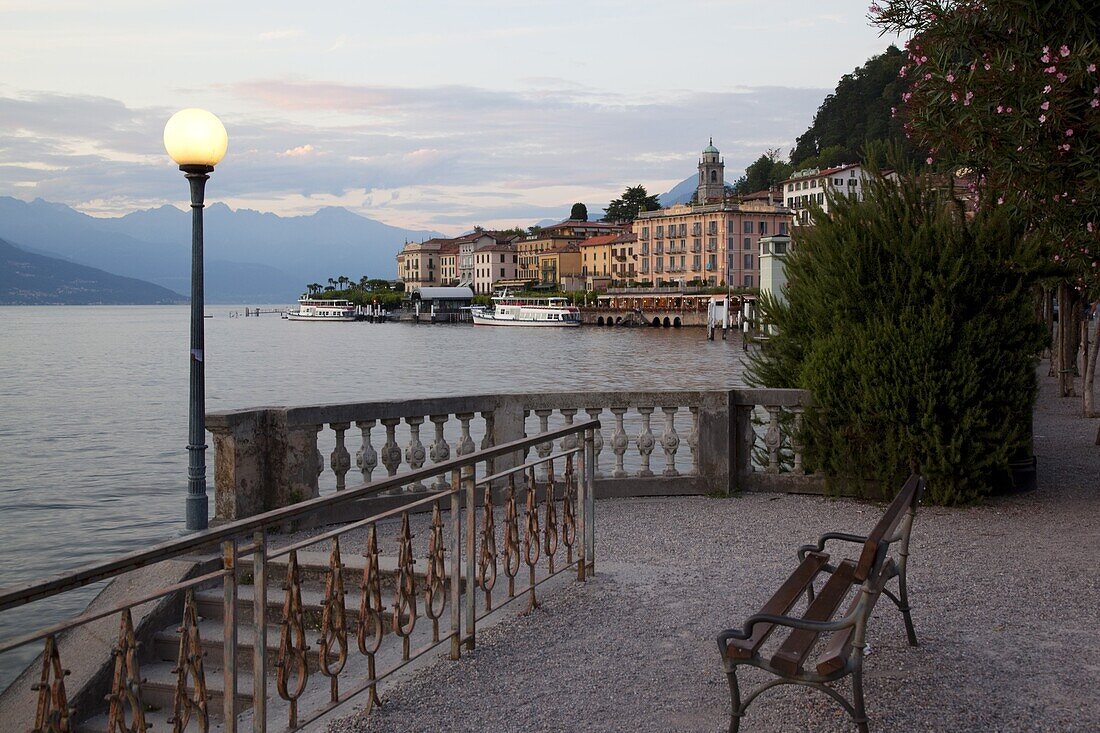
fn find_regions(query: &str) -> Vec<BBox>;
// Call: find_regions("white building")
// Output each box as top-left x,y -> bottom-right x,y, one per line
472,241 -> 518,294
781,163 -> 868,225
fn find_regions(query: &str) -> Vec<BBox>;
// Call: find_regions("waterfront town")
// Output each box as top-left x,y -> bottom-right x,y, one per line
395,140 -> 855,296
3,2 -> 1100,732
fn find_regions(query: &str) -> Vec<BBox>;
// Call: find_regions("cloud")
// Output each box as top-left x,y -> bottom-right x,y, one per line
0,79 -> 827,232
258,29 -> 301,41
278,144 -> 315,157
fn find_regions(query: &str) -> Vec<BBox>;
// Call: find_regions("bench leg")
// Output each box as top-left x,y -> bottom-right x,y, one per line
726,668 -> 742,733
851,665 -> 869,733
898,571 -> 918,647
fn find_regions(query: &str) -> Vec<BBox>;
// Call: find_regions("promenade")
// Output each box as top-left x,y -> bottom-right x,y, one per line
331,368 -> 1100,732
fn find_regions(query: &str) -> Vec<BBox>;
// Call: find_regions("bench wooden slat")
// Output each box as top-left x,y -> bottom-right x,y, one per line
815,592 -> 861,675
770,559 -> 857,675
725,551 -> 829,660
854,475 -> 922,581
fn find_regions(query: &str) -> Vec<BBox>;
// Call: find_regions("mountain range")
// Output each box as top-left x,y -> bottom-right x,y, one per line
0,238 -> 185,305
0,197 -> 440,303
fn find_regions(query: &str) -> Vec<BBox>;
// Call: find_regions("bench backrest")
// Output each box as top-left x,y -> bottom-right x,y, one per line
854,474 -> 924,582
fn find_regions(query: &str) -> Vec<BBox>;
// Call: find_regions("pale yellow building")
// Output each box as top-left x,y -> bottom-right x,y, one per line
537,243 -> 583,290
580,234 -> 616,278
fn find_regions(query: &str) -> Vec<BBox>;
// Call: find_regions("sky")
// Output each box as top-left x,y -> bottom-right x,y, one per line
0,1 -> 899,235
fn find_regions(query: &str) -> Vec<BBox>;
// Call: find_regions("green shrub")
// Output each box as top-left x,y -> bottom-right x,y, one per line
748,175 -> 1045,504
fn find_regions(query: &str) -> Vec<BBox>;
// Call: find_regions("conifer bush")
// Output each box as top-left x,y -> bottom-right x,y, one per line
748,175 -> 1046,504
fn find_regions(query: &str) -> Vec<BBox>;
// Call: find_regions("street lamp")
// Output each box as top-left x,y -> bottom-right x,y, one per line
163,108 -> 228,531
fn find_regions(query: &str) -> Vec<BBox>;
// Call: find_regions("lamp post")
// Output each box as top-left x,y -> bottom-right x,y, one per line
163,108 -> 228,531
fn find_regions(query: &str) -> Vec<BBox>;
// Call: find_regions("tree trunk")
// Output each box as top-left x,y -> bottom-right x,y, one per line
1085,301 -> 1099,418
1058,284 -> 1077,397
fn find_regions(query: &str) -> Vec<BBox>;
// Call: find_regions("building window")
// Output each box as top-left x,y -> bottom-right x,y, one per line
744,237 -> 751,250
641,227 -> 649,239
693,255 -> 701,270
744,254 -> 753,269
679,223 -> 687,236
743,274 -> 753,287
759,221 -> 767,235
500,267 -> 505,277
743,221 -> 753,234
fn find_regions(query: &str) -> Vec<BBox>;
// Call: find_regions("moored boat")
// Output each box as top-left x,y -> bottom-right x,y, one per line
471,292 -> 581,327
286,298 -> 360,321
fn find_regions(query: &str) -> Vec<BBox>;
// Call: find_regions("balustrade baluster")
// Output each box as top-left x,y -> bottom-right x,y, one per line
455,413 -> 476,458
659,406 -> 680,477
764,405 -> 782,474
584,408 -> 604,477
610,407 -> 629,478
521,410 -> 532,463
534,409 -> 553,479
637,407 -> 656,477
688,406 -> 700,475
329,422 -> 351,491
791,407 -> 805,474
480,410 -> 495,475
559,408 -> 578,452
404,416 -> 427,492
380,418 -> 402,494
355,419 -> 378,484
428,415 -> 451,490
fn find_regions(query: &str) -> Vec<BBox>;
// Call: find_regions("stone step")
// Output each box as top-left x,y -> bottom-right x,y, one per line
135,658 -> 254,712
75,706 -> 179,733
237,550 -> 464,593
194,584 -> 419,628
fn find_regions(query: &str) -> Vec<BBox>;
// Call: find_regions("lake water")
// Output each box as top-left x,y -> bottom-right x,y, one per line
0,305 -> 751,686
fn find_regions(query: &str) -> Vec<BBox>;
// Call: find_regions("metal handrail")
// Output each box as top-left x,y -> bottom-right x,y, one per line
0,419 -> 599,613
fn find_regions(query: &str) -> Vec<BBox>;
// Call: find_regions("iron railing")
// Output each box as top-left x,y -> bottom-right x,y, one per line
0,420 -> 599,732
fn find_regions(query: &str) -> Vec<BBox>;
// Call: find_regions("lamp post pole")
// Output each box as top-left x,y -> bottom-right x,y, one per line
184,164 -> 213,531
164,107 -> 227,532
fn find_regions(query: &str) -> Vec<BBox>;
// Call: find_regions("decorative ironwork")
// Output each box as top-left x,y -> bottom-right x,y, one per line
478,486 -> 498,611
318,538 -> 349,702
544,460 -> 559,574
523,468 -> 541,611
562,454 -> 577,565
502,475 -> 521,598
169,590 -> 209,733
356,525 -> 384,711
423,503 -> 447,642
32,635 -> 70,733
392,512 -> 418,660
106,608 -> 148,733
276,550 -> 309,729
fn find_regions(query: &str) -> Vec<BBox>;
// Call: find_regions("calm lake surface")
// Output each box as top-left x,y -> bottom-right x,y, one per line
0,305 -> 750,685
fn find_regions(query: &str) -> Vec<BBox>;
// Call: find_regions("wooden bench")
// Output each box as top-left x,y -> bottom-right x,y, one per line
716,474 -> 925,732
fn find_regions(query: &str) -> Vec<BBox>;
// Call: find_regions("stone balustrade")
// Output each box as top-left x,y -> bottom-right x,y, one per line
207,388 -> 822,522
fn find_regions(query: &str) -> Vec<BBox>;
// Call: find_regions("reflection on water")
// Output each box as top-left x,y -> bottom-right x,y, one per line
0,305 -> 750,686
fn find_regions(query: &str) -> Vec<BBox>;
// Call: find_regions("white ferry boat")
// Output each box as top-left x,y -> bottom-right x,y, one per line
285,298 -> 360,322
471,292 -> 582,327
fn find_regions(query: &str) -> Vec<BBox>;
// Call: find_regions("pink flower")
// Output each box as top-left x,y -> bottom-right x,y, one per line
926,156 -> 933,164
946,73 -> 955,82
924,73 -> 932,80
964,91 -> 974,106
1088,64 -> 1097,72
1039,114 -> 1047,123
951,91 -> 959,102
1091,99 -> 1099,108
997,197 -> 1004,205
1041,53 -> 1051,63
1057,73 -> 1068,83
1041,100 -> 1050,110
984,63 -> 991,70
1006,106 -> 1013,113
920,56 -> 928,63
1088,222 -> 1095,233
1060,45 -> 1070,57
1043,84 -> 1051,93
1066,128 -> 1074,136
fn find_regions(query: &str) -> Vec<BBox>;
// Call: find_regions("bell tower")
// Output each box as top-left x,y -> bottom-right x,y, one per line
697,137 -> 725,203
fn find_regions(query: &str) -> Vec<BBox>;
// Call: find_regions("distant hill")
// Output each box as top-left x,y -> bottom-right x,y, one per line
658,176 -> 698,207
0,238 -> 185,305
790,45 -> 914,168
0,197 -> 441,303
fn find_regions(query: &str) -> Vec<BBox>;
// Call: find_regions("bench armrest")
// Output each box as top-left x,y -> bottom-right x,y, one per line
797,532 -> 867,561
718,608 -> 859,649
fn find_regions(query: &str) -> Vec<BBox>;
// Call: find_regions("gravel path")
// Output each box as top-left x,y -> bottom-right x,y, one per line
326,372 -> 1100,732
